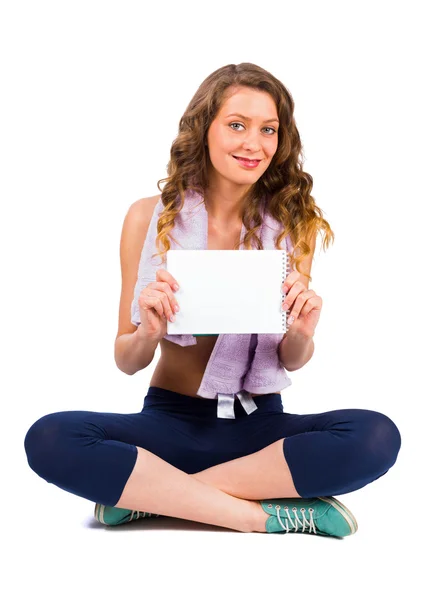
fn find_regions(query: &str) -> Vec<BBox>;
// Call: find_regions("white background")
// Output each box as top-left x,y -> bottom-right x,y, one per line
2,0 -> 428,598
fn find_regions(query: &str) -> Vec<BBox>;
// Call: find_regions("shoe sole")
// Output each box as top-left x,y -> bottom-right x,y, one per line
317,496 -> 358,534
94,503 -> 162,525
94,503 -> 105,524
94,503 -> 126,526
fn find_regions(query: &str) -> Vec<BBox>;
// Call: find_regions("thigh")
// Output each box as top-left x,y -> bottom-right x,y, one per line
230,406 -> 401,458
24,407 -> 222,475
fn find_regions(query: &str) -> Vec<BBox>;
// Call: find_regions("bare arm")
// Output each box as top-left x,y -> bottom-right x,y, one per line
278,331 -> 314,372
278,231 -> 317,371
114,195 -> 162,375
114,327 -> 159,376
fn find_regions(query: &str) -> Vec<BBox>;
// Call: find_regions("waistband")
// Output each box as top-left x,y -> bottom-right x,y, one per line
143,386 -> 283,419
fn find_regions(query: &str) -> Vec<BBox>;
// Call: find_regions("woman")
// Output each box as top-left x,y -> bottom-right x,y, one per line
24,63 -> 401,537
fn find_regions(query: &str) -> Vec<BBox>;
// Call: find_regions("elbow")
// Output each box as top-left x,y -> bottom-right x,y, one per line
280,354 -> 314,372
280,359 -> 300,372
114,358 -> 134,376
114,346 -> 137,376
114,351 -> 143,376
114,352 -> 149,376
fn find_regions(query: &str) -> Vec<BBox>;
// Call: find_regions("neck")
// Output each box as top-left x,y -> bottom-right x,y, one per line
204,179 -> 252,226
204,168 -> 252,228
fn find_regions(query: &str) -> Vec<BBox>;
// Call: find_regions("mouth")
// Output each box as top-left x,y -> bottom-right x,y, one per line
233,155 -> 262,161
232,155 -> 262,165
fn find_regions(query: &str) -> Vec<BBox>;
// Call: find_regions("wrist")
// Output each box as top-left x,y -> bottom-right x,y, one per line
285,328 -> 314,342
279,329 -> 315,371
135,325 -> 160,346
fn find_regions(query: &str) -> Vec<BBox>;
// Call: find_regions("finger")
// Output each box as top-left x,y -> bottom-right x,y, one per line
289,290 -> 313,319
147,281 -> 179,320
282,280 -> 308,310
299,296 -> 322,318
156,281 -> 180,318
285,290 -> 317,321
282,270 -> 302,292
140,290 -> 168,320
156,268 -> 180,292
139,293 -> 163,319
145,288 -> 176,322
145,306 -> 166,333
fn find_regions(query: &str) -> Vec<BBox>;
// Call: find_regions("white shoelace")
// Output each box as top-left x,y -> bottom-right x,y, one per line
129,510 -> 158,521
271,504 -> 317,533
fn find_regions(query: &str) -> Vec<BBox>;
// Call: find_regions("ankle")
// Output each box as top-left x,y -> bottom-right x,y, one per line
248,500 -> 268,533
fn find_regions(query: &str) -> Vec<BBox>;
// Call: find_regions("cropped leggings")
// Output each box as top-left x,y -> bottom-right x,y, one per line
24,386 -> 402,508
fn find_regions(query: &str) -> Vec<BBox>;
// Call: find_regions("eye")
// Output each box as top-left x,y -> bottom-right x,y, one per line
229,122 -> 277,135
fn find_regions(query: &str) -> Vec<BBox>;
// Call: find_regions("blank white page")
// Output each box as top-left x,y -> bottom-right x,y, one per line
166,249 -> 288,335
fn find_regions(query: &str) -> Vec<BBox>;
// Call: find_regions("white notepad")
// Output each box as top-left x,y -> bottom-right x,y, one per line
166,249 -> 289,335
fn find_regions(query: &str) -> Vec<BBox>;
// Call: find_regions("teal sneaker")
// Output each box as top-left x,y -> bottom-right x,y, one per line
94,503 -> 162,526
259,496 -> 358,537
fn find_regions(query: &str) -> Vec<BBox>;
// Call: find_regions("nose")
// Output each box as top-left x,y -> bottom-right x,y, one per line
241,130 -> 262,152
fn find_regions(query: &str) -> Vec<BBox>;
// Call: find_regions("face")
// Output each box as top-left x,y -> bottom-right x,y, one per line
206,86 -> 279,187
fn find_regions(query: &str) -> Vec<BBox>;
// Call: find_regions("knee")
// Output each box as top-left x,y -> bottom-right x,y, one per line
359,409 -> 402,473
24,412 -> 70,478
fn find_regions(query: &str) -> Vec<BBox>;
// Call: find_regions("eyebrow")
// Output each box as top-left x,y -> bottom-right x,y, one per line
225,112 -> 280,124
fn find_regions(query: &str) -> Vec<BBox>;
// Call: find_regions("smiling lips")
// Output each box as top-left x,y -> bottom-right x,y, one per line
232,155 -> 262,168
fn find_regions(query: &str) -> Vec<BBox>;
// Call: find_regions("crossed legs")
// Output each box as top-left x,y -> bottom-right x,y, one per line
114,438 -> 298,533
25,405 -> 401,533
190,437 -> 301,498
114,408 -> 401,532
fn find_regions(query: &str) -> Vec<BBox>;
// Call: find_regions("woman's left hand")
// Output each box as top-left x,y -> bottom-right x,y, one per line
282,271 -> 323,339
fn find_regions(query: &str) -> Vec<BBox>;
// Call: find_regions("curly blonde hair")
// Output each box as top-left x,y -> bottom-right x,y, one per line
152,62 -> 334,284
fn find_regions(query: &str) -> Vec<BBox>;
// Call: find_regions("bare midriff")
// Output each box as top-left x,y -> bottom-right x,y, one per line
146,195 -> 281,398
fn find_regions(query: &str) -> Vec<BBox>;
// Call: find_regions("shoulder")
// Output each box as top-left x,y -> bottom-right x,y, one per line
116,194 -> 162,339
120,194 -> 162,263
130,193 -> 161,221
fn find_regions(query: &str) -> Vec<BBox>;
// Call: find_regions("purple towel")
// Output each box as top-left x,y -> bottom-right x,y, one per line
131,189 -> 293,401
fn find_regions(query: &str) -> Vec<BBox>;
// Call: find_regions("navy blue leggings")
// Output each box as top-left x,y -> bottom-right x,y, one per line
24,386 -> 402,507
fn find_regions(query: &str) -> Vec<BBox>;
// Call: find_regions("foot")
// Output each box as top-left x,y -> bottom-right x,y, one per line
252,497 -> 358,537
249,500 -> 272,532
94,503 -> 162,526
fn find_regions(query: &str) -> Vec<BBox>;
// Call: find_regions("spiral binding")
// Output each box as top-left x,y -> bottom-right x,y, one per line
281,250 -> 289,333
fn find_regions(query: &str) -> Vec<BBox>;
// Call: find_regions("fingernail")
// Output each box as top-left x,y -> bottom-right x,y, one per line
170,315 -> 176,322
173,283 -> 179,291
287,315 -> 295,324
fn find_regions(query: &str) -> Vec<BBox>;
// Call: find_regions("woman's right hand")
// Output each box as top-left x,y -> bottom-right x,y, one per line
137,268 -> 180,342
